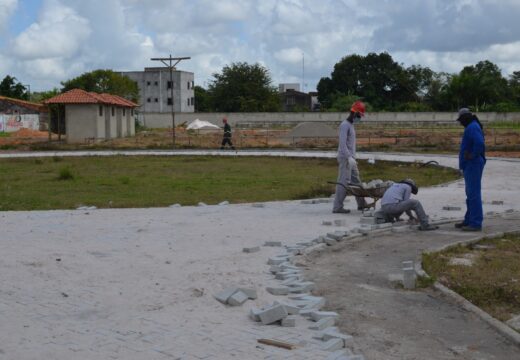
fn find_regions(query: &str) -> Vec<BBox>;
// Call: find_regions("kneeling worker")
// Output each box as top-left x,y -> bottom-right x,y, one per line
379,179 -> 438,231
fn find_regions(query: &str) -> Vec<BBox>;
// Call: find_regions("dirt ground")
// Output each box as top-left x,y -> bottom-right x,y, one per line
302,214 -> 520,360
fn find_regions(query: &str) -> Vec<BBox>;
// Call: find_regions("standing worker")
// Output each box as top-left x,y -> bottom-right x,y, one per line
332,101 -> 367,214
220,117 -> 235,150
455,108 -> 486,231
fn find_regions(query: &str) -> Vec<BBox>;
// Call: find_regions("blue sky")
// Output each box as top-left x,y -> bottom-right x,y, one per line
1,0 -> 520,93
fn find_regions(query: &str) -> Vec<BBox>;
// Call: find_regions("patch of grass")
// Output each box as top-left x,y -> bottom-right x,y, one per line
52,156 -> 63,162
0,156 -> 460,211
416,274 -> 436,288
422,235 -> 520,321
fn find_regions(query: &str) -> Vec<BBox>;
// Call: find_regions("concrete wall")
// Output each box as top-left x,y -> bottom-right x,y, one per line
0,114 -> 40,132
66,105 -> 98,142
137,111 -> 520,128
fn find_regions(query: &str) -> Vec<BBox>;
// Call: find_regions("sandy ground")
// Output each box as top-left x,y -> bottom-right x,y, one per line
0,150 -> 519,359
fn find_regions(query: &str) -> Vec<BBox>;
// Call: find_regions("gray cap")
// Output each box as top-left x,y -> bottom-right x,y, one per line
456,107 -> 472,121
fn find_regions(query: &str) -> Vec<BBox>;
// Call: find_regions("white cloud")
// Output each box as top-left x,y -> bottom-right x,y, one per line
274,48 -> 303,64
0,0 -> 17,32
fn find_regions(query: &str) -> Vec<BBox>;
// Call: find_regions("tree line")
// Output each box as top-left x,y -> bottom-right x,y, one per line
2,52 -> 519,112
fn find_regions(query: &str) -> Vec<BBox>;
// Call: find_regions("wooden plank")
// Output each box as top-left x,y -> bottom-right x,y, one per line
257,338 -> 297,350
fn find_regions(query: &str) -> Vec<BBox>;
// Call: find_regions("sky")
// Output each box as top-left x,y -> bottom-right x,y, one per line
1,0 -> 520,93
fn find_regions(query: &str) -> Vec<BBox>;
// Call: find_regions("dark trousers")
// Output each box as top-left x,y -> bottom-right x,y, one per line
463,157 -> 485,228
221,137 -> 235,149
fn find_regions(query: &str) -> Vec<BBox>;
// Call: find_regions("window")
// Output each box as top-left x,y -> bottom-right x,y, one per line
99,106 -> 103,116
154,98 -> 158,102
147,81 -> 151,86
123,108 -> 126,116
167,98 -> 172,105
187,81 -> 190,89
167,81 -> 172,89
187,98 -> 190,106
154,81 -> 158,86
111,107 -> 115,116
191,97 -> 194,106
147,98 -> 151,103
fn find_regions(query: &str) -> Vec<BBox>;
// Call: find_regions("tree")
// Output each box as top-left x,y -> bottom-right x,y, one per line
193,85 -> 212,112
61,69 -> 139,102
0,75 -> 29,100
30,88 -> 60,103
208,62 -> 281,112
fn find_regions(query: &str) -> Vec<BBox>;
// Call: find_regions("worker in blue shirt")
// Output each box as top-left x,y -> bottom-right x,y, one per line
455,108 -> 486,231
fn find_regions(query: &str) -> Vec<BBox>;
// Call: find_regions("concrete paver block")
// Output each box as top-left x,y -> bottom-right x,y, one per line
360,216 -> 377,225
403,267 -> 416,289
237,287 -> 257,300
249,307 -> 262,322
402,260 -> 414,269
281,315 -> 297,327
322,221 -> 333,226
266,286 -> 290,295
273,300 -> 300,315
492,200 -> 504,205
324,237 -> 337,246
227,290 -> 249,306
214,287 -> 238,304
264,241 -> 282,247
326,350 -> 354,360
309,316 -> 336,330
197,202 -> 207,207
334,219 -> 347,226
311,311 -> 339,322
242,246 -> 260,253
258,304 -> 288,325
443,206 -> 462,211
252,203 -> 265,208
322,338 -> 344,351
269,265 -> 281,274
267,257 -> 287,265
322,329 -> 354,347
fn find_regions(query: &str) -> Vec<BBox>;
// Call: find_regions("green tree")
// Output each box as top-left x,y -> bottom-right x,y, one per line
30,88 -> 60,103
208,62 -> 281,112
193,85 -> 213,112
0,75 -> 29,100
61,69 -> 139,102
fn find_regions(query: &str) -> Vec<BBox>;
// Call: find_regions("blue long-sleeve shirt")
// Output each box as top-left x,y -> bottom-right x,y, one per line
459,120 -> 486,170
381,183 -> 412,206
337,120 -> 356,159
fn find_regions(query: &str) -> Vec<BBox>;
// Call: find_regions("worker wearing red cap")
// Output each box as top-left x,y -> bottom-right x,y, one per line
332,101 -> 367,213
220,117 -> 235,150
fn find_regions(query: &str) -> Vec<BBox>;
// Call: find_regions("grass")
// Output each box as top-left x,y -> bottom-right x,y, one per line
0,156 -> 460,211
422,234 -> 520,322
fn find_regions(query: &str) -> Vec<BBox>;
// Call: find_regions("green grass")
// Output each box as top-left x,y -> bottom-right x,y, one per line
0,156 -> 460,211
422,235 -> 520,322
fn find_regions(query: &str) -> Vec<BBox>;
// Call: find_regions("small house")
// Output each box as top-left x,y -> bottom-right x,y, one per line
0,96 -> 48,133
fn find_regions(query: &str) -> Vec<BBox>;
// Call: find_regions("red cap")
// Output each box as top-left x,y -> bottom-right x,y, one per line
223,117 -> 227,123
350,101 -> 366,116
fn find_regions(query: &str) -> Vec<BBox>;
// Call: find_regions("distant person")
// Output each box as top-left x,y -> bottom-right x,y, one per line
332,101 -> 367,214
220,117 -> 235,150
378,179 -> 438,231
455,108 -> 486,231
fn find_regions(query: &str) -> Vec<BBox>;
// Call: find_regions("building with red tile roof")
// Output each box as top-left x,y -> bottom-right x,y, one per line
0,96 -> 49,133
44,89 -> 138,143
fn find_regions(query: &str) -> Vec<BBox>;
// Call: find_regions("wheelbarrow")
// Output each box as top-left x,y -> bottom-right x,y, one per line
328,181 -> 392,212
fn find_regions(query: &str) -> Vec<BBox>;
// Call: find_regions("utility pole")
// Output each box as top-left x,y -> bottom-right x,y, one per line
150,54 -> 191,148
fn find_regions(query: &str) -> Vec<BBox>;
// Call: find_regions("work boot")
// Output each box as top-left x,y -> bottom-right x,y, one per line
461,225 -> 482,232
418,223 -> 438,231
333,208 -> 351,214
454,221 -> 466,228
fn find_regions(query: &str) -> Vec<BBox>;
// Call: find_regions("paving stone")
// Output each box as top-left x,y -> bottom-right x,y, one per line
227,291 -> 249,306
269,265 -> 282,274
326,349 -> 354,360
309,317 -> 336,330
237,288 -> 257,300
322,221 -> 333,226
311,311 -> 339,322
402,260 -> 414,269
249,308 -> 262,322
296,241 -> 312,247
403,267 -> 416,289
281,315 -> 297,327
491,200 -> 504,205
214,288 -> 238,304
324,237 -> 337,246
198,202 -> 207,207
242,246 -> 260,253
322,329 -> 354,347
275,270 -> 301,280
266,286 -> 290,295
267,257 -> 287,265
273,301 -> 300,315
264,241 -> 282,247
218,201 -> 230,206
299,309 -> 315,318
252,203 -> 265,208
443,206 -> 462,211
322,338 -> 344,351
280,277 -> 299,286
334,219 -> 347,226
360,217 -> 377,225
258,304 -> 288,325
287,281 -> 315,292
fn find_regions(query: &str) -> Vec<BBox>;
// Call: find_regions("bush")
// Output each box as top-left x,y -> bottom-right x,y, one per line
57,166 -> 74,180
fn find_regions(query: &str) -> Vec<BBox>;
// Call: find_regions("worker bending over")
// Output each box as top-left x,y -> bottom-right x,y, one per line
379,179 -> 438,231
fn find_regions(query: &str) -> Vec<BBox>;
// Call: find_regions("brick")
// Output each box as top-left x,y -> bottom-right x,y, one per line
264,241 -> 282,247
273,300 -> 300,315
281,315 -> 296,327
403,267 -> 416,289
227,291 -> 249,306
249,307 -> 262,322
266,286 -> 290,295
237,288 -> 257,300
214,287 -> 238,304
242,246 -> 260,253
258,304 -> 288,325
311,311 -> 339,322
309,316 -> 336,330
322,338 -> 344,351
442,206 -> 462,211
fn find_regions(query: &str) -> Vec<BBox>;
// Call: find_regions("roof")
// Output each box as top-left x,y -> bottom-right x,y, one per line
44,89 -> 138,108
0,95 -> 48,113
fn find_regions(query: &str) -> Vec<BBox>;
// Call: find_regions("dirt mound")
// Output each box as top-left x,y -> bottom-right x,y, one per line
286,122 -> 337,138
12,128 -> 49,138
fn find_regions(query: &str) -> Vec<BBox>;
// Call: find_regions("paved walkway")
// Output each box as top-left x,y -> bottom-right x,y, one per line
0,151 -> 519,359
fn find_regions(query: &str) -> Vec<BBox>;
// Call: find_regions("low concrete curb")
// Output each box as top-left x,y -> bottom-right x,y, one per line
420,227 -> 520,348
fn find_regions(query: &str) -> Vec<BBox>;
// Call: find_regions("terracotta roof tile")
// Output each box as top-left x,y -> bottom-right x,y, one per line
0,95 -> 48,112
45,89 -> 138,107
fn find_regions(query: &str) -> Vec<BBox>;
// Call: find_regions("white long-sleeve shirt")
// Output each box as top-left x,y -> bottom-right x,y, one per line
337,119 -> 356,159
381,183 -> 412,206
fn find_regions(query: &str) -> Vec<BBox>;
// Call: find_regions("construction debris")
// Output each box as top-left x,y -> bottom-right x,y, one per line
213,287 -> 257,306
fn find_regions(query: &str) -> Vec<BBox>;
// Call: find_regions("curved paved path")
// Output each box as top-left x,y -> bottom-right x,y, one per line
0,150 -> 519,359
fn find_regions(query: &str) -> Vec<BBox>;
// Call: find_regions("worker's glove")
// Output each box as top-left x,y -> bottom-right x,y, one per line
463,151 -> 473,160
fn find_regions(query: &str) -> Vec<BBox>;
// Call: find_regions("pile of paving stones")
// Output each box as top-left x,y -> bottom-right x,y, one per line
214,287 -> 257,306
